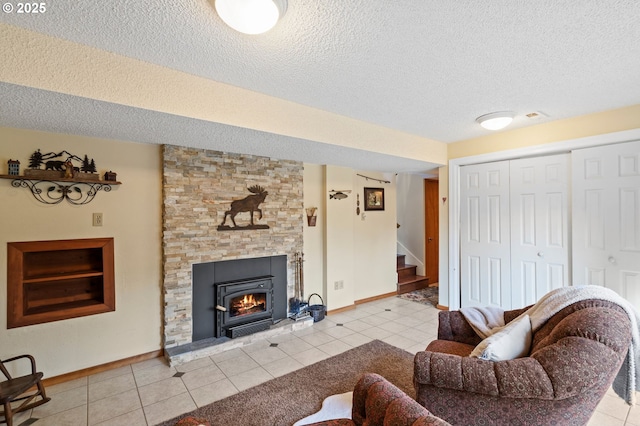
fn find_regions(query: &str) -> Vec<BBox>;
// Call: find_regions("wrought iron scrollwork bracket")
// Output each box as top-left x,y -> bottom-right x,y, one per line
11,179 -> 114,205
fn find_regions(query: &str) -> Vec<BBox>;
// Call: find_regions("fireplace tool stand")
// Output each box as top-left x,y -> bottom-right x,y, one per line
289,252 -> 309,320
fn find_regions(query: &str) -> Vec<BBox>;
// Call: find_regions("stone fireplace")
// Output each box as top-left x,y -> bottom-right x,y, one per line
162,145 -> 304,361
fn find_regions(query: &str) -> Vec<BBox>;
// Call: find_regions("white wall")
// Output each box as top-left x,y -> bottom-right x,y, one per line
0,127 -> 162,378
396,173 -> 425,275
302,164 -> 325,299
324,166 -> 356,309
353,172 -> 397,300
304,166 -> 398,310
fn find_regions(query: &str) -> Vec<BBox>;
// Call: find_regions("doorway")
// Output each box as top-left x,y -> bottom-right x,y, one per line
424,179 -> 439,285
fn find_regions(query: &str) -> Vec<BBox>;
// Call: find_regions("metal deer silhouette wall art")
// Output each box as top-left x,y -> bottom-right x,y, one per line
218,185 -> 270,231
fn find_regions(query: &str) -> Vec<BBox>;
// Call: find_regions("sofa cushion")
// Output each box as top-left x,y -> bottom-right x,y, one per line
470,314 -> 532,361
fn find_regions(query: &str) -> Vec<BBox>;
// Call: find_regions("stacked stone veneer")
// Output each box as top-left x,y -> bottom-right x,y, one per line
162,144 -> 303,348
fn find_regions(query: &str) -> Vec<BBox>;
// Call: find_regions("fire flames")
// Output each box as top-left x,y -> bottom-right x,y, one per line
230,293 -> 265,317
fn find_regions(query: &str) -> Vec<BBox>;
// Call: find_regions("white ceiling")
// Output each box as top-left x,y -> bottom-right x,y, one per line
1,0 -> 639,173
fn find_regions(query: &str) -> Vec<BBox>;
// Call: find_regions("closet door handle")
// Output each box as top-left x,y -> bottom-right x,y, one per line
537,251 -> 544,258
608,256 -> 616,264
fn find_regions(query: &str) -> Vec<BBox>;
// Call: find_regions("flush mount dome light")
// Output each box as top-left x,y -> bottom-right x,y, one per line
215,0 -> 288,35
476,111 -> 515,131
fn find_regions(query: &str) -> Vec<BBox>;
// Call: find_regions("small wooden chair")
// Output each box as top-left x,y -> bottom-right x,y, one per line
0,354 -> 50,426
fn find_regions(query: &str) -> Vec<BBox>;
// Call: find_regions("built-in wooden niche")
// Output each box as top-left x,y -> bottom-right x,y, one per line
7,238 -> 115,328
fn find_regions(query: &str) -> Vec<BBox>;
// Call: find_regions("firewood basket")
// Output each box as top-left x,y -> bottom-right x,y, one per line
307,293 -> 326,322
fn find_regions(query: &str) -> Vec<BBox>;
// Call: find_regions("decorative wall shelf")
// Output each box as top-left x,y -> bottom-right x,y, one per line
0,175 -> 121,205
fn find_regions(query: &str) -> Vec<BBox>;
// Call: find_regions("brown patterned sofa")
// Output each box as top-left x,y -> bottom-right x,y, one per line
305,373 -> 450,426
413,299 -> 633,426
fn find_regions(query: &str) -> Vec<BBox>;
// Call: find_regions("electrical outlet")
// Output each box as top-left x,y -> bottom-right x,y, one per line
93,213 -> 103,227
334,280 -> 344,290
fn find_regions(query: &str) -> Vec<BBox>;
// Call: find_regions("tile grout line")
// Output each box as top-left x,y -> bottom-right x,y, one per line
86,382 -> 90,426
129,364 -> 150,426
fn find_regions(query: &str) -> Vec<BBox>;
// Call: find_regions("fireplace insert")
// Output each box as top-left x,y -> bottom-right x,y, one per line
192,255 -> 287,342
215,276 -> 273,338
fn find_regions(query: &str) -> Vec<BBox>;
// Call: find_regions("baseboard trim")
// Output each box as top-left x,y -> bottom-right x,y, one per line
42,350 -> 163,387
327,305 -> 355,315
326,292 -> 397,316
356,292 -> 397,305
436,304 -> 449,311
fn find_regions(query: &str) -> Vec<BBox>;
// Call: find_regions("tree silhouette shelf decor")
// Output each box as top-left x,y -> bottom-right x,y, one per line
0,175 -> 121,205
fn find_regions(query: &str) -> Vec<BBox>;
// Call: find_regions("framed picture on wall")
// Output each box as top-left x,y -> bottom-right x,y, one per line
364,187 -> 385,211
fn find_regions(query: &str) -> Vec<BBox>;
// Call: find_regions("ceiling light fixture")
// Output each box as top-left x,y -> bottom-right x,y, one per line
476,111 -> 515,131
214,0 -> 287,35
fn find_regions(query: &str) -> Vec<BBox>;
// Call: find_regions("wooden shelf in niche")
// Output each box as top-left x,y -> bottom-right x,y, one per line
7,238 -> 115,328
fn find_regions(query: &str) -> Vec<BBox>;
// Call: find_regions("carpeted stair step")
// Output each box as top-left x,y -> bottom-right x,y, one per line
397,264 -> 418,280
396,254 -> 430,294
397,274 -> 430,294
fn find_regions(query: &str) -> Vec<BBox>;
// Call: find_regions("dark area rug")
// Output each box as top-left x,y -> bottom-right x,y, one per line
159,340 -> 414,426
397,286 -> 439,307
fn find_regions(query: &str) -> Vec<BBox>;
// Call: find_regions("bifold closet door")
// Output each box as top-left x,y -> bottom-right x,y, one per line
510,154 -> 570,308
460,161 -> 511,308
572,140 -> 640,308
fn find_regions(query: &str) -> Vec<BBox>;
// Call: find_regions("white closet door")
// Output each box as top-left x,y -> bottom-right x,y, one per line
573,140 -> 640,308
460,161 -> 511,308
510,154 -> 570,308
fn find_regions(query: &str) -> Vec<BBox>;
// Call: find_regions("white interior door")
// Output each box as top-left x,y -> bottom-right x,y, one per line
510,154 -> 570,308
460,161 -> 511,308
572,140 -> 640,308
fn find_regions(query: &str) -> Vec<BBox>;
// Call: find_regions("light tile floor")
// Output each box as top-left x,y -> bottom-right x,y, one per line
13,295 -> 640,425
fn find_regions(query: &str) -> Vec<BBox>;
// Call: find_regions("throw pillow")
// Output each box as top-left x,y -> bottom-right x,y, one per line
470,314 -> 532,361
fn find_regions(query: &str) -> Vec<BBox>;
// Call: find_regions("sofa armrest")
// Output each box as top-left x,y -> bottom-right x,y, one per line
352,373 -> 450,426
436,311 -> 482,345
503,305 -> 531,324
437,305 -> 534,345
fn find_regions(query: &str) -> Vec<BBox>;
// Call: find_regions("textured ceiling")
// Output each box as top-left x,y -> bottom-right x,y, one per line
1,0 -> 639,172
0,82 -> 435,173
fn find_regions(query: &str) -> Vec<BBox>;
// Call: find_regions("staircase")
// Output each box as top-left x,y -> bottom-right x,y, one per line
396,254 -> 430,294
